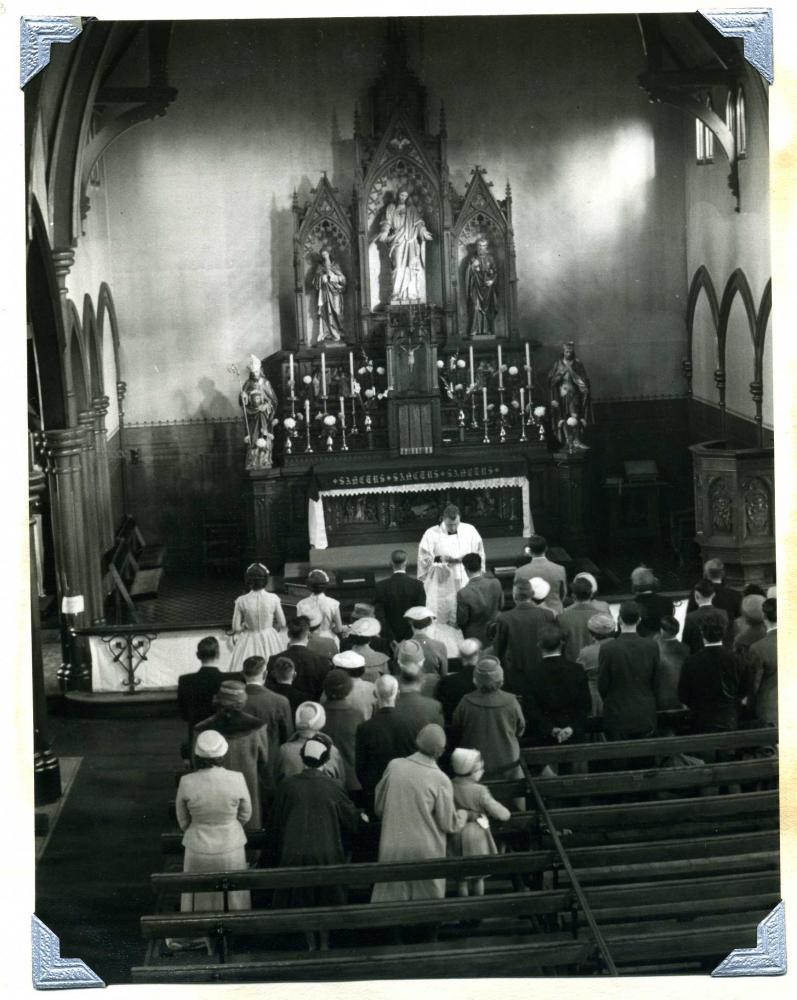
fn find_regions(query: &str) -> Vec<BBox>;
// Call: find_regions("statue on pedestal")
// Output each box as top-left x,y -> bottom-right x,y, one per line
240,354 -> 278,470
313,248 -> 346,343
465,237 -> 498,336
376,187 -> 433,303
548,342 -> 591,451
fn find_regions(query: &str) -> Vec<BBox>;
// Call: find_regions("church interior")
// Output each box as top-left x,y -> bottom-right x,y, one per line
24,12 -> 781,986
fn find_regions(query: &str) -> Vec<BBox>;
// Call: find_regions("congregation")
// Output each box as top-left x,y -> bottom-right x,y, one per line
170,538 -> 778,950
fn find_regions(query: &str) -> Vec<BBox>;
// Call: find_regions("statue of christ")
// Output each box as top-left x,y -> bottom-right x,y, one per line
376,187 -> 433,303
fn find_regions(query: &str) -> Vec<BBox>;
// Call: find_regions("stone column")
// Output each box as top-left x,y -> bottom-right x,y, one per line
30,456 -> 62,806
92,395 -> 116,549
116,380 -> 128,513
78,409 -> 106,623
51,248 -> 77,423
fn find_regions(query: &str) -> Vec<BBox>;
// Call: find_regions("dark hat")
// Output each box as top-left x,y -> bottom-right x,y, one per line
323,668 -> 353,701
415,723 -> 447,757
216,680 -> 247,709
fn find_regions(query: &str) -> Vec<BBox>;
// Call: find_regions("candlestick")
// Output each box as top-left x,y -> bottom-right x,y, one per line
519,388 -> 528,442
304,399 -> 313,453
349,350 -> 355,392
350,396 -> 358,435
339,396 -> 346,428
289,352 -> 295,390
497,344 -> 503,388
470,391 -> 479,430
321,350 -> 327,396
469,345 -> 475,389
482,386 -> 488,422
525,342 -> 532,390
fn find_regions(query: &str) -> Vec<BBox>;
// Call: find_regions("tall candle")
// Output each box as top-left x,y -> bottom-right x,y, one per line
339,395 -> 346,427
304,398 -> 310,424
497,344 -> 503,388
321,350 -> 327,396
520,386 -> 525,419
349,350 -> 355,392
525,342 -> 532,389
482,386 -> 488,421
469,345 -> 475,387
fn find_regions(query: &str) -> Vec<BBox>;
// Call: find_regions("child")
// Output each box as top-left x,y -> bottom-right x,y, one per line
228,563 -> 287,672
449,747 -> 511,897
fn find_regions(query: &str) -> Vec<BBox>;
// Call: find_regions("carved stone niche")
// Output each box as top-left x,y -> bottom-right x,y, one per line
452,168 -> 519,343
293,174 -> 355,349
689,440 -> 775,585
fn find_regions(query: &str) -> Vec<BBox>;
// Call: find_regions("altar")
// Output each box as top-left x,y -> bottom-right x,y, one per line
241,32 -> 594,567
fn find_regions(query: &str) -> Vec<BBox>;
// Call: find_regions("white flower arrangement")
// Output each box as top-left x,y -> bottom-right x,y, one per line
323,414 -> 336,427
534,405 -> 546,418
302,374 -> 312,385
566,416 -> 579,427
499,403 -> 509,416
255,437 -> 267,449
283,417 -> 296,430
508,365 -> 519,376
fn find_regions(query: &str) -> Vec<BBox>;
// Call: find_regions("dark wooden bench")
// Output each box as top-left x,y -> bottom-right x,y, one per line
116,514 -> 166,570
102,533 -> 164,623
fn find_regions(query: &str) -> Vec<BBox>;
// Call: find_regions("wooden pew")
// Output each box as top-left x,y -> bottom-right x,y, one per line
103,533 -> 164,623
116,514 -> 166,570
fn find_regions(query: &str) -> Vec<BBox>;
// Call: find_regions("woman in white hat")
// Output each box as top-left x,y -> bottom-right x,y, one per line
169,729 -> 251,950
229,563 -> 287,674
449,748 -> 511,898
347,616 -> 391,682
296,569 -> 345,650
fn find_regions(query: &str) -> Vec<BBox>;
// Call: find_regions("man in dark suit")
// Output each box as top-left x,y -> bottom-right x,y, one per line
437,637 -> 481,725
679,610 -> 748,733
749,598 -> 777,726
494,578 -> 556,701
241,655 -> 293,790
267,616 -> 331,701
524,625 -> 591,746
391,640 -> 445,750
176,636 -> 224,741
682,580 -> 729,655
355,674 -> 407,814
514,534 -> 567,614
456,552 -> 504,645
266,656 -> 311,716
373,549 -> 426,644
686,558 -> 742,621
655,615 -> 689,711
598,601 -> 660,739
630,567 -> 675,638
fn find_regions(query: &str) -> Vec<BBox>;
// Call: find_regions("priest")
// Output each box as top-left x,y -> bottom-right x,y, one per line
417,505 -> 485,630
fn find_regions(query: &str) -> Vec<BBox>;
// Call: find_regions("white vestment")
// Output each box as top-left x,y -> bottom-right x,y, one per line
417,522 -> 486,629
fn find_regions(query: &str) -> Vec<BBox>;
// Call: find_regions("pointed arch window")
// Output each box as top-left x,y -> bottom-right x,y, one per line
726,85 -> 747,160
695,93 -> 714,164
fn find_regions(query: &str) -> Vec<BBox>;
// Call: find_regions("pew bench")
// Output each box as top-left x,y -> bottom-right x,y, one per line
103,534 -> 164,623
116,514 -> 167,570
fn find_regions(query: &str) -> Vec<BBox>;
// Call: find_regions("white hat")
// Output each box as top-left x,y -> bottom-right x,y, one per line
451,748 -> 481,776
332,650 -> 366,671
195,729 -> 228,759
397,639 -> 424,673
459,637 -> 482,658
295,701 -> 326,730
301,736 -> 330,762
349,616 -> 381,638
573,571 -> 598,595
404,606 -> 436,622
529,577 -> 551,601
766,585 -> 777,599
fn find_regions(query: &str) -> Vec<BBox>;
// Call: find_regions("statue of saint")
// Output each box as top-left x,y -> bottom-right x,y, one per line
313,248 -> 346,343
240,354 -> 279,470
465,237 -> 499,337
548,342 -> 591,451
375,187 -> 433,303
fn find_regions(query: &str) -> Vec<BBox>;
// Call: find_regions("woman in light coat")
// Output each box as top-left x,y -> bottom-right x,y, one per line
168,730 -> 251,950
296,569 -> 345,649
371,724 -> 467,902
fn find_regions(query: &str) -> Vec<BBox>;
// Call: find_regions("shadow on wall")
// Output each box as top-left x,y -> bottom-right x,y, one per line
271,192 -> 297,353
194,378 -> 237,419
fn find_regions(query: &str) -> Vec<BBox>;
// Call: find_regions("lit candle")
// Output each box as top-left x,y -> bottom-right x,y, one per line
525,342 -> 532,390
497,344 -> 503,388
289,352 -> 295,390
304,398 -> 310,424
349,350 -> 355,392
520,386 -> 525,418
482,386 -> 488,421
321,350 -> 327,396
339,395 -> 346,427
469,345 -> 475,387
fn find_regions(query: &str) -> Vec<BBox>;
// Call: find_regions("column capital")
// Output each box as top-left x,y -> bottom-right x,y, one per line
77,409 -> 95,432
92,394 -> 110,417
116,380 -> 127,403
51,248 -> 75,296
39,426 -> 89,470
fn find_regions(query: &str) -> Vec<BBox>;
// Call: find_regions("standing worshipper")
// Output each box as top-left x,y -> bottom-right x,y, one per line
323,650 -> 376,721
749,598 -> 778,727
392,639 -> 445,752
558,575 -> 607,660
655,616 -> 688,712
278,702 -> 344,784
437,638 -> 482,726
733,594 -> 767,652
576,613 -> 616,718
678,611 -> 748,733
514,535 -> 567,614
306,608 -> 339,661
266,656 -> 310,716
229,564 -> 287,674
169,730 -> 251,951
523,625 -> 591,746
355,675 -> 407,815
417,504 -> 485,630
598,602 -> 660,740
683,580 -> 729,654
571,571 -> 611,613
371,724 -> 467,902
373,550 -> 426,644
340,603 -> 393,657
241,655 -> 292,789
452,656 -> 526,807
494,578 -> 555,699
322,668 -> 367,799
177,637 -> 226,744
456,552 -> 504,645
268,735 -> 363,951
449,748 -> 511,898
403,606 -> 448,694
268,616 -> 331,701
345,617 -> 391,682
194,680 -> 269,831
296,569 -> 345,650
686,558 -> 742,621
630,567 -> 675,638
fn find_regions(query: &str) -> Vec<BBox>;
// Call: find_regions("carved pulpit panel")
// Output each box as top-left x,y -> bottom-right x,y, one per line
385,305 -> 440,455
